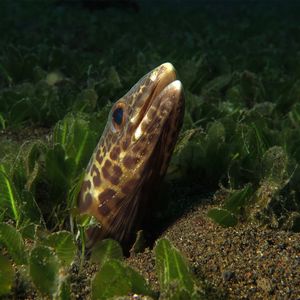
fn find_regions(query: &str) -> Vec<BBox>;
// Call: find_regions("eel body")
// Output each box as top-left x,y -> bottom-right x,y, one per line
78,62 -> 185,245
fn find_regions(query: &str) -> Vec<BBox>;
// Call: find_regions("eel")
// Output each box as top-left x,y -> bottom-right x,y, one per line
77,62 -> 185,246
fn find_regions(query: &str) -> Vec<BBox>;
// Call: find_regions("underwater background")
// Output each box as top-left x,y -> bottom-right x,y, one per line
0,0 -> 300,299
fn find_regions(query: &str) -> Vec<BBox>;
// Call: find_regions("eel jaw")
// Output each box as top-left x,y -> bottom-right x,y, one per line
133,79 -> 183,142
129,62 -> 177,128
131,62 -> 182,141
148,62 -> 178,97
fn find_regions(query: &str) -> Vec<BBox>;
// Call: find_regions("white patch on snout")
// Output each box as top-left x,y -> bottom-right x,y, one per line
150,71 -> 158,82
169,80 -> 182,92
134,124 -> 143,141
130,115 -> 138,123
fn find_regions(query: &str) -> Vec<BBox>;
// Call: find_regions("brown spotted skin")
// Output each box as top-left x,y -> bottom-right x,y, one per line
78,62 -> 185,246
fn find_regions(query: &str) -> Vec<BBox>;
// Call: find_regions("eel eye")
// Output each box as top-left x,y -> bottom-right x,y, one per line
113,107 -> 123,125
111,103 -> 126,132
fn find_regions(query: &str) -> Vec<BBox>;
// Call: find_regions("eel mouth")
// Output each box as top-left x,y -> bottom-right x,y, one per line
148,62 -> 178,100
132,62 -> 183,141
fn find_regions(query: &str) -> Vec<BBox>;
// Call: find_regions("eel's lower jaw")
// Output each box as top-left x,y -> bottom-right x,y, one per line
164,79 -> 183,100
157,79 -> 183,117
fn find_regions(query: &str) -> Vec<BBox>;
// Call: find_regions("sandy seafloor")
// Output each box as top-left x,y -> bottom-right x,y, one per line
126,204 -> 300,299
68,202 -> 300,299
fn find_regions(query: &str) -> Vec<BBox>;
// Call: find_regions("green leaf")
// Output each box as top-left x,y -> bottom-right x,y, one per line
91,259 -> 155,300
8,98 -> 32,126
160,285 -> 193,300
20,222 -> 38,240
202,74 -> 232,96
285,212 -> 300,232
53,113 -> 99,172
66,170 -> 85,209
126,266 -> 156,297
20,190 -> 44,225
0,112 -> 6,129
0,254 -> 14,296
44,231 -> 76,267
0,62 -> 13,85
223,184 -> 254,215
0,165 -> 21,224
130,230 -> 147,255
29,245 -> 60,296
55,276 -> 71,300
206,121 -> 226,146
261,146 -> 290,186
154,238 -> 195,295
250,123 -> 269,157
45,144 -> 76,194
207,208 -> 238,227
73,88 -> 98,112
90,239 -> 123,267
91,259 -> 132,300
24,141 -> 47,192
0,222 -> 27,265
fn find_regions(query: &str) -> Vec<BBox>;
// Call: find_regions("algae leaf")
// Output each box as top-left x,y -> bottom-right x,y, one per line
45,144 -> 76,208
29,245 -> 60,296
56,276 -> 72,300
207,208 -> 238,228
0,222 -> 28,265
0,113 -> 6,129
44,231 -> 76,267
261,146 -> 290,185
0,165 -> 21,224
91,259 -> 155,300
208,185 -> 254,227
53,112 -> 99,172
90,238 -> 123,267
45,144 -> 76,190
20,190 -> 44,226
0,254 -> 14,296
23,140 -> 47,192
154,238 -> 200,298
223,184 -> 254,215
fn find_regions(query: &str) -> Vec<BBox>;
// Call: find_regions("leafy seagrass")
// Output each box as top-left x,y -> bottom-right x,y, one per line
29,245 -> 60,296
208,184 -> 254,227
90,238 -> 123,267
73,88 -> 98,112
0,222 -> 28,265
0,165 -> 21,224
44,231 -> 77,267
0,113 -> 5,129
45,144 -> 76,197
91,259 -> 155,300
53,112 -> 101,173
207,208 -> 238,228
154,238 -> 204,299
20,190 -> 44,226
250,146 -> 298,228
0,254 -> 14,296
